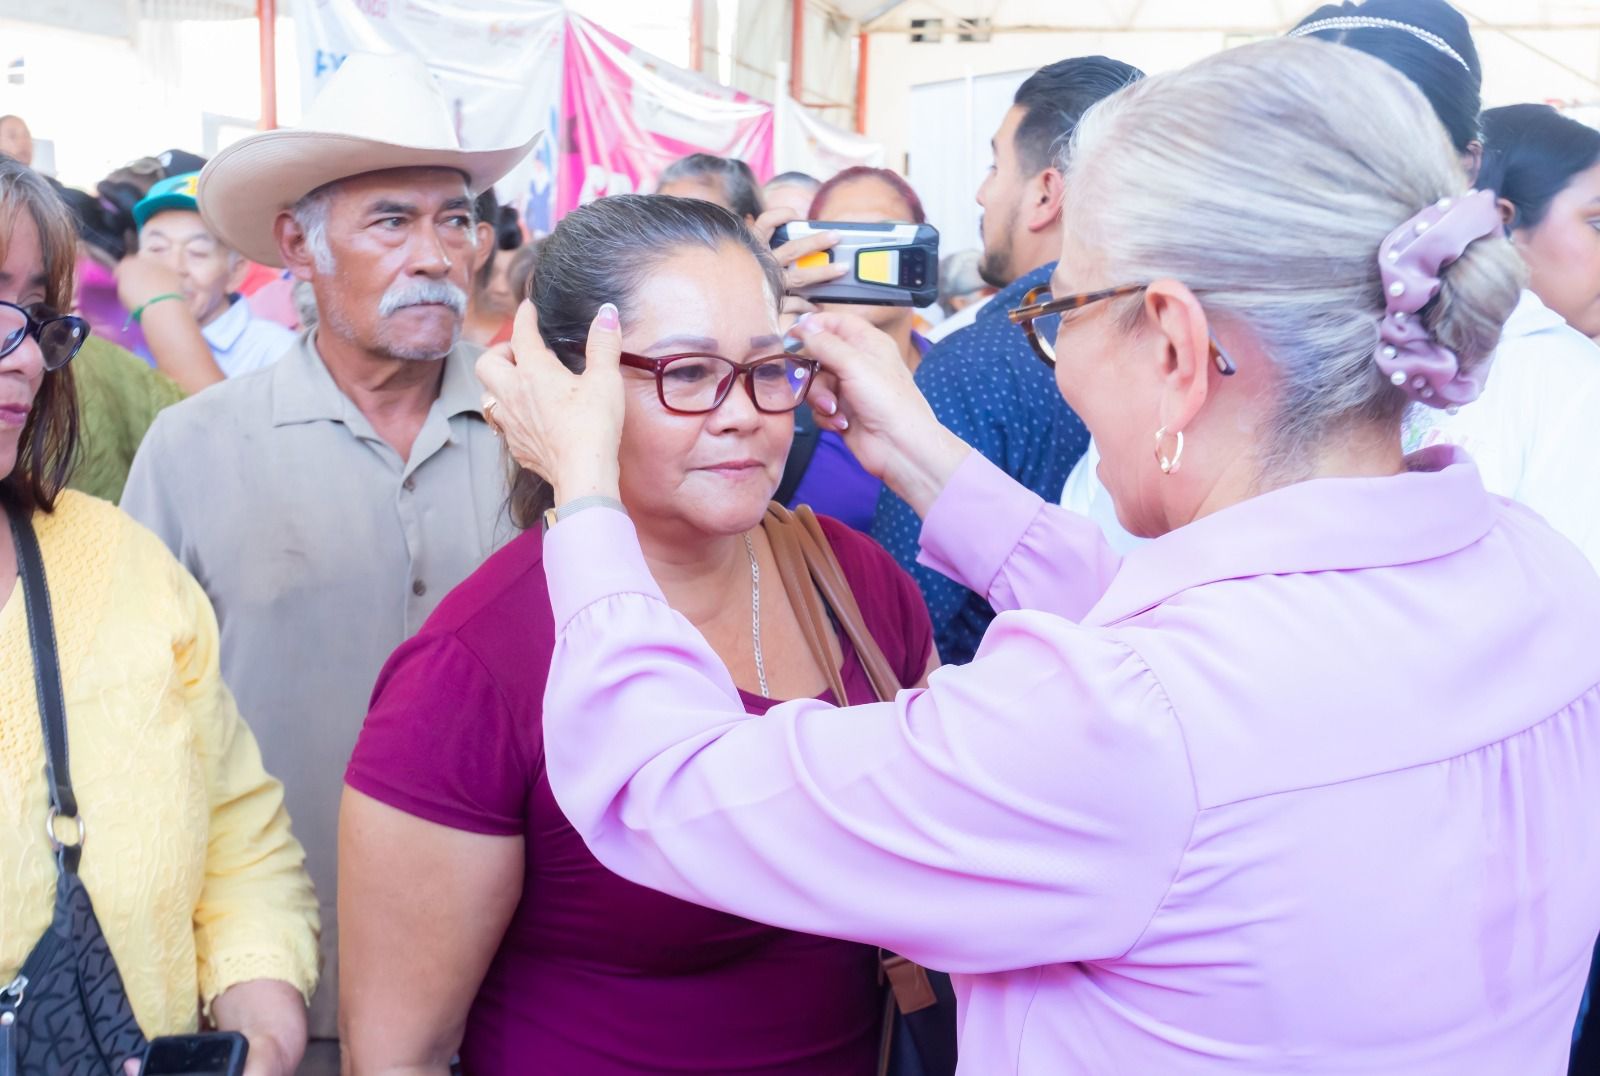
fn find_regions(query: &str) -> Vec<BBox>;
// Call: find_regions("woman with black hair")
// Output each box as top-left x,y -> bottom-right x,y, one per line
339,194 -> 937,1073
1479,104 -> 1600,339
463,188 -> 527,347
1290,0 -> 1485,165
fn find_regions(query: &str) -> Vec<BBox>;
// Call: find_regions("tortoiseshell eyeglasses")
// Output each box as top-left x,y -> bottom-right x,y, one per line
1007,283 -> 1238,375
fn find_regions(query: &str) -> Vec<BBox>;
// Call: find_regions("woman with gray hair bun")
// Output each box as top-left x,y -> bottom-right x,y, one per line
480,37 -> 1600,1072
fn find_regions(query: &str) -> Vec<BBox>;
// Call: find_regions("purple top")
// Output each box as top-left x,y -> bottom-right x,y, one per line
74,254 -> 152,363
789,333 -> 931,531
346,516 -> 934,1073
539,447 -> 1600,1074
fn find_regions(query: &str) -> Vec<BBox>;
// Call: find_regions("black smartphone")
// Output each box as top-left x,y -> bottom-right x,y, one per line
140,1032 -> 248,1076
772,220 -> 940,307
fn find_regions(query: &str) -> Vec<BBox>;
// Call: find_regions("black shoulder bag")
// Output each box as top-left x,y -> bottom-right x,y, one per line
774,402 -> 823,507
0,505 -> 148,1076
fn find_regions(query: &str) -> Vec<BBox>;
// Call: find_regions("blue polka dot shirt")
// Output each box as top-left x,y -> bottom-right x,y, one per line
870,261 -> 1090,664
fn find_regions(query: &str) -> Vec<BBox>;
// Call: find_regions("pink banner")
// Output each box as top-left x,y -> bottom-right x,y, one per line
559,15 -> 774,214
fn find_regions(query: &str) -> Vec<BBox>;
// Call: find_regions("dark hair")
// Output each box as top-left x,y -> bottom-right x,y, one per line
1011,55 -> 1146,174
808,166 -> 927,224
492,205 -> 521,250
508,194 -> 783,529
471,188 -> 526,290
156,148 -> 208,177
1479,104 -> 1600,232
1291,0 -> 1482,153
657,153 -> 764,221
0,156 -> 80,516
49,181 -> 128,260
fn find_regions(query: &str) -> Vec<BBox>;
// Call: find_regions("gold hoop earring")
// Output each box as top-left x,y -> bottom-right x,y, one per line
1154,426 -> 1184,475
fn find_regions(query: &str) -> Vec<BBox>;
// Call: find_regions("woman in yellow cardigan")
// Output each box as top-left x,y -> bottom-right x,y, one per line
0,161 -> 319,1069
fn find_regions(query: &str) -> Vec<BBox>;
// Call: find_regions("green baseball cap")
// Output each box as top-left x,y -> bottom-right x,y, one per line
132,171 -> 201,230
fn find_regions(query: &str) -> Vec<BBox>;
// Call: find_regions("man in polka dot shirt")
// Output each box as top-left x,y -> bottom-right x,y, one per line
871,55 -> 1145,664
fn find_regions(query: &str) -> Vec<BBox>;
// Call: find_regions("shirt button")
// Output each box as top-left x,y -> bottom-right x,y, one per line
402,476 -> 416,492
412,579 -> 426,596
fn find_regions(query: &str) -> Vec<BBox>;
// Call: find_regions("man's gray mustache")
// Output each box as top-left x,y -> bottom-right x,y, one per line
378,280 -> 468,318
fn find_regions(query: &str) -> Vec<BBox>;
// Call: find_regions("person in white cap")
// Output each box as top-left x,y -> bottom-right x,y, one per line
118,51 -> 536,1074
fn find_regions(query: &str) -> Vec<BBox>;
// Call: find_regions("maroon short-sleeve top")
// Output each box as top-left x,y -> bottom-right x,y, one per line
346,515 -> 935,1074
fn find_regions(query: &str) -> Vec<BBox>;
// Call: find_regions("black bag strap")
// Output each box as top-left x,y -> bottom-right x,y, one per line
6,504 -> 81,873
775,402 -> 822,507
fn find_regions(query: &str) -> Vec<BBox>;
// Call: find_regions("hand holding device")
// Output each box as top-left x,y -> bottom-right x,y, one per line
771,221 -> 940,308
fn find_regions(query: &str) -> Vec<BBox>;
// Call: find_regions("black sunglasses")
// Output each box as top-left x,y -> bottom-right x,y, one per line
0,301 -> 90,372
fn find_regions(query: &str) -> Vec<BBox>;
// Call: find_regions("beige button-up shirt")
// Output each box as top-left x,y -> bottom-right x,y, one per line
121,331 -> 514,1038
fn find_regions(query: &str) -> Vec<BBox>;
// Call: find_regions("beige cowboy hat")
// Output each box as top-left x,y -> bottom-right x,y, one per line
197,51 -> 537,266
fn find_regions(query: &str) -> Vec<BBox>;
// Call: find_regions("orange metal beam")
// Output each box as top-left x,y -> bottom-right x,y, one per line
854,30 -> 869,134
790,0 -> 805,101
257,0 -> 278,130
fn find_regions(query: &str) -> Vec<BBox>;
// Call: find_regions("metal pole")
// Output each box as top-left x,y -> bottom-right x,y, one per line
790,0 -> 805,102
257,0 -> 278,130
689,0 -> 704,73
854,31 -> 869,134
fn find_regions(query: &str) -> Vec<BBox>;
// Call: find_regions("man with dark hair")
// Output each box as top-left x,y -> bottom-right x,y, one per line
657,152 -> 764,223
871,55 -> 1143,665
980,55 -> 1141,287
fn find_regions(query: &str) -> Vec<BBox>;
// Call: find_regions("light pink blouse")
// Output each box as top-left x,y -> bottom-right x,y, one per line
542,447 -> 1600,1074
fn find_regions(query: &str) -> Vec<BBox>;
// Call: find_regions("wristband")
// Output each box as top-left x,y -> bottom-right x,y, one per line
543,495 -> 626,532
123,292 -> 184,330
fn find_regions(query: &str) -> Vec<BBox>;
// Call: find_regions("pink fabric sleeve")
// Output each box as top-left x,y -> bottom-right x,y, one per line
917,451 -> 1123,623
541,508 -> 1197,974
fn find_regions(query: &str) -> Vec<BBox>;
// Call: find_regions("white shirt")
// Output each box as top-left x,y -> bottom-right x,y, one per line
1063,291 -> 1600,570
926,292 -> 994,343
1060,440 -> 1141,552
1416,291 -> 1600,570
201,296 -> 296,379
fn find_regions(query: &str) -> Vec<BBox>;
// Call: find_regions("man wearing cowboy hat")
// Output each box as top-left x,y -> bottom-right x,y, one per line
121,51 -> 534,1073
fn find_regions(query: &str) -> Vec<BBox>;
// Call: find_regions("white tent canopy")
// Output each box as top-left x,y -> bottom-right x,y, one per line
856,1 -> 1600,31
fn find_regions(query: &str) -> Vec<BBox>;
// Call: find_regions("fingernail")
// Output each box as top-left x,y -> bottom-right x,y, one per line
836,416 -> 849,431
596,303 -> 619,330
792,313 -> 817,336
819,396 -> 838,416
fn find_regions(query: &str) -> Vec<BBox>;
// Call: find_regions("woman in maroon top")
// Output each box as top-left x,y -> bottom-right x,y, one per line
338,195 -> 936,1074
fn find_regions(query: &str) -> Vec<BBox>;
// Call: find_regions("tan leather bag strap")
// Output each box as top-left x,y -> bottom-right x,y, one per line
761,504 -> 850,703
759,503 -> 937,1076
762,502 -> 902,704
790,504 -> 903,704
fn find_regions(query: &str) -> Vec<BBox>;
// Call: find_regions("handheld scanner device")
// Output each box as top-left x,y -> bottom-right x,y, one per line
773,221 -> 940,307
